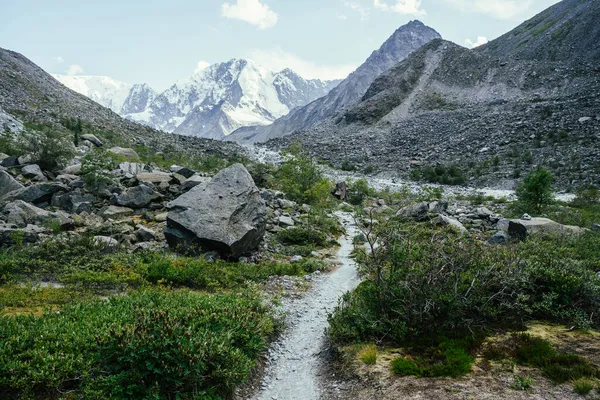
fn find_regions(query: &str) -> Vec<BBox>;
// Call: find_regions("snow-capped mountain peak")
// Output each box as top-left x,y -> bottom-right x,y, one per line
54,59 -> 339,140
52,74 -> 135,113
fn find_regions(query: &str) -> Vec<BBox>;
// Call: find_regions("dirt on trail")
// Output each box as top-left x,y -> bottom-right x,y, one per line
245,212 -> 360,400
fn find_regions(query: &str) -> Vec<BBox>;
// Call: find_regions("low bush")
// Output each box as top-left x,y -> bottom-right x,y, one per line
277,228 -> 327,247
511,375 -> 535,391
0,236 -> 327,291
411,165 -> 466,185
511,168 -> 555,215
390,340 -> 475,378
514,335 -> 598,384
0,290 -> 274,399
328,220 -> 600,347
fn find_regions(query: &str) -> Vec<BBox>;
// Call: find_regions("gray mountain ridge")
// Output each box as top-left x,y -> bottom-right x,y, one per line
226,20 -> 441,144
266,0 -> 600,189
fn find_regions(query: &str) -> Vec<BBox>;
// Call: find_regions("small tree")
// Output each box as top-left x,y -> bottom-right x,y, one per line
277,142 -> 331,205
81,149 -> 116,191
515,168 -> 554,215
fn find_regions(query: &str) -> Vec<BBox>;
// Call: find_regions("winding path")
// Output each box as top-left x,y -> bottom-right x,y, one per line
250,212 -> 359,400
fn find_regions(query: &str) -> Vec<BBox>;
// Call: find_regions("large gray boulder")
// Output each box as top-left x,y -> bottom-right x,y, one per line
0,169 -> 23,198
0,223 -> 44,246
508,218 -> 586,240
165,163 -> 266,258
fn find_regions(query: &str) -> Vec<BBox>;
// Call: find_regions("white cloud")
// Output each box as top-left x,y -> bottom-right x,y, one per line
66,64 -> 84,76
343,1 -> 370,20
54,56 -> 64,63
221,0 -> 278,30
337,13 -> 348,20
194,61 -> 211,74
465,36 -> 489,48
247,48 -> 356,81
374,0 -> 426,16
442,0 -> 535,19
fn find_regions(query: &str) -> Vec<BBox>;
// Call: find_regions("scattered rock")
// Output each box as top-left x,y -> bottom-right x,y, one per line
81,134 -> 103,147
3,200 -> 73,230
396,202 -> 430,221
278,216 -> 295,227
108,147 -> 139,160
435,214 -> 469,236
592,223 -> 600,232
94,236 -> 118,248
1,182 -> 68,205
112,185 -> 157,208
99,205 -> 134,220
21,164 -> 46,181
136,172 -> 172,184
488,231 -> 511,245
0,169 -> 24,198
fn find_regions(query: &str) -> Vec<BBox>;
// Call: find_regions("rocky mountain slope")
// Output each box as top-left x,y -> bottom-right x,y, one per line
479,0 -> 600,62
0,47 -> 245,160
227,20 -> 441,144
268,0 -> 600,190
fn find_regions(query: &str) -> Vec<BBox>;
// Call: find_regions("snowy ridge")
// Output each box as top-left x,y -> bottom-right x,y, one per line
52,75 -> 134,113
54,59 -> 339,140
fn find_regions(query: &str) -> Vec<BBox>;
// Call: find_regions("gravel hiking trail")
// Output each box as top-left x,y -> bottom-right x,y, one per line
250,212 -> 359,400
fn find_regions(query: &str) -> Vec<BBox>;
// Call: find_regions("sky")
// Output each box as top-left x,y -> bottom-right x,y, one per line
1,0 -> 562,91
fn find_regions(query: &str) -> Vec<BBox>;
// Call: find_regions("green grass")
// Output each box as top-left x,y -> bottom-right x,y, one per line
511,375 -> 535,391
514,335 -> 598,384
573,378 -> 595,395
0,236 -> 328,292
0,289 -> 274,399
358,344 -> 378,365
390,340 -> 475,378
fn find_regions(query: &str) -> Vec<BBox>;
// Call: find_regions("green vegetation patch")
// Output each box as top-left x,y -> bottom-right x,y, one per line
0,289 -> 274,399
410,164 -> 466,185
391,340 -> 475,378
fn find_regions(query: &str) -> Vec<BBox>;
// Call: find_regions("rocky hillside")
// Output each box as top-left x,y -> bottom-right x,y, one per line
0,47 -> 246,160
268,2 -> 600,190
227,20 -> 441,144
479,0 -> 600,62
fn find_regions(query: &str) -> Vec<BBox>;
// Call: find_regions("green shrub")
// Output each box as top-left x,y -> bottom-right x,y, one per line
391,357 -> 422,376
0,290 -> 274,398
276,143 -> 331,205
328,221 -> 600,347
348,178 -> 375,205
411,165 -> 466,185
573,378 -> 595,395
513,168 -> 555,215
13,128 -> 76,170
80,150 -> 117,190
514,335 -> 598,384
277,228 -> 327,247
390,340 -> 474,378
511,375 -> 535,391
